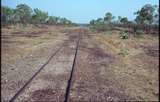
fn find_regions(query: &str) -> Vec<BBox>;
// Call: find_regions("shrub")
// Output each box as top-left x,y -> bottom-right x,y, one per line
89,23 -> 113,32
120,31 -> 129,39
118,48 -> 129,57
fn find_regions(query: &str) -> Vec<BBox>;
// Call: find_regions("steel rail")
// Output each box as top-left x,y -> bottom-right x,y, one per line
64,32 -> 81,102
9,43 -> 65,102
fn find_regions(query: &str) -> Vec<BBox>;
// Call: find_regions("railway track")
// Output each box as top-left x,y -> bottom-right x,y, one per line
8,30 -> 82,102
64,32 -> 81,102
9,44 -> 63,102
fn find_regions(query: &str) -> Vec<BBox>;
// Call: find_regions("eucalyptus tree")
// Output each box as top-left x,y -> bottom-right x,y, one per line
46,16 -> 60,24
104,12 -> 115,24
134,4 -> 158,33
32,8 -> 48,24
59,17 -> 71,24
153,5 -> 159,25
134,4 -> 157,25
15,4 -> 33,24
90,19 -> 96,25
96,18 -> 104,24
120,17 -> 128,25
1,6 -> 15,24
117,16 -> 122,24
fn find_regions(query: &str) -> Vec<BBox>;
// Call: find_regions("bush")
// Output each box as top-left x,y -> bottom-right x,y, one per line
118,48 -> 129,57
120,31 -> 129,39
89,23 -> 113,32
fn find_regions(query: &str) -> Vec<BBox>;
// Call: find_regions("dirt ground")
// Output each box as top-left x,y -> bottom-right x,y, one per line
1,25 -> 159,101
1,25 -> 79,101
94,30 -> 159,101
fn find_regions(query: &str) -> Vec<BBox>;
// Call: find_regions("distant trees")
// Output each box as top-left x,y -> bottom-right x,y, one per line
153,5 -> 159,25
104,12 -> 115,24
96,18 -> 104,23
14,4 -> 33,24
1,4 -> 73,26
59,17 -> 72,25
120,17 -> 128,24
89,4 -> 158,34
134,4 -> 157,25
32,8 -> 48,24
134,4 -> 159,33
89,19 -> 96,25
117,16 -> 122,24
89,12 -> 117,32
89,18 -> 104,25
1,6 -> 15,24
46,16 -> 59,25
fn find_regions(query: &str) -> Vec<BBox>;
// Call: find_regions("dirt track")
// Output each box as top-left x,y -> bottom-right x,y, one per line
1,26 -> 159,101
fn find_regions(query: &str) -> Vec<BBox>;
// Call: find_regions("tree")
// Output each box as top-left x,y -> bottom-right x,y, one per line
90,19 -> 96,25
1,13 -> 6,23
15,4 -> 33,24
134,4 -> 157,25
153,5 -> 159,25
118,16 -> 122,23
59,18 -> 66,24
104,12 -> 115,23
32,8 -> 48,24
96,18 -> 104,23
1,6 -> 14,24
59,17 -> 72,25
134,4 -> 159,33
46,16 -> 59,24
89,18 -> 104,25
120,17 -> 128,24
1,4 -> 74,26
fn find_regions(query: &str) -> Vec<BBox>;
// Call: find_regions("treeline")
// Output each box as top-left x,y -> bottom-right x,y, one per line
1,4 -> 76,26
89,4 -> 159,34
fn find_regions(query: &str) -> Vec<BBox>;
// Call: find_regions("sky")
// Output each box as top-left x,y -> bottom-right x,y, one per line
2,0 -> 159,23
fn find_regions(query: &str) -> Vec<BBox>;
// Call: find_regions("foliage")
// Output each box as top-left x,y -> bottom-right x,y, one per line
89,3 -> 158,34
89,13 -> 115,32
118,48 -> 129,57
134,4 -> 158,25
120,17 -> 128,24
117,16 -> 122,23
32,8 -> 48,24
152,5 -> 159,25
15,4 -> 33,24
90,19 -> 96,25
120,31 -> 129,39
47,16 -> 59,24
104,12 -> 115,24
1,6 -> 15,23
135,4 -> 159,34
1,4 -> 74,26
59,17 -> 72,25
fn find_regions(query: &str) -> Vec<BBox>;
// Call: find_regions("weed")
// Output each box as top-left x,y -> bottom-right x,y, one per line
120,31 -> 129,39
118,48 -> 129,57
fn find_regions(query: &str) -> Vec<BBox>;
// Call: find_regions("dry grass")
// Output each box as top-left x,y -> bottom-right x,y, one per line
94,30 -> 159,101
1,26 -> 159,101
1,25 -> 72,65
